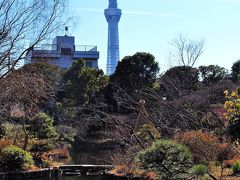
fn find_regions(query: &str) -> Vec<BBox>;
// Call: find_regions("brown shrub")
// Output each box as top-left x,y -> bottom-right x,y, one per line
110,164 -> 158,180
175,131 -> 234,164
42,148 -> 69,161
0,138 -> 11,150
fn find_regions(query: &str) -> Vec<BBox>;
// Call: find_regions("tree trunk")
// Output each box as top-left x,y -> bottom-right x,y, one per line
22,121 -> 29,150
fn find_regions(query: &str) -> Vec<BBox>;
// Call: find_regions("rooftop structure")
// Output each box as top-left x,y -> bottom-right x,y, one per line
25,35 -> 99,69
105,0 -> 121,75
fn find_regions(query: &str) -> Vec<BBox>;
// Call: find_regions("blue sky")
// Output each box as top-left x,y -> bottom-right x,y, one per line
66,0 -> 240,73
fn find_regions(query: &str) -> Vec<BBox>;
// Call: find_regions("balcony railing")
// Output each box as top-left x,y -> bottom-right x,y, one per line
32,44 -> 56,51
75,45 -> 97,52
32,44 -> 97,52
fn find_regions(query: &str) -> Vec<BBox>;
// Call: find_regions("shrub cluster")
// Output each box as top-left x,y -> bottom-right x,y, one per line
175,131 -> 235,164
175,131 -> 222,163
0,139 -> 11,150
191,164 -> 208,177
138,140 -> 192,179
232,161 -> 240,175
0,145 -> 34,171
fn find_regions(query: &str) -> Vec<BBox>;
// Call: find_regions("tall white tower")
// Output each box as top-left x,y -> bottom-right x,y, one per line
105,0 -> 122,75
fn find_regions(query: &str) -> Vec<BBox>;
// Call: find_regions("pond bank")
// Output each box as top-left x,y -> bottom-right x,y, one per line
0,139 -> 134,180
0,167 -> 60,180
0,169 -> 146,180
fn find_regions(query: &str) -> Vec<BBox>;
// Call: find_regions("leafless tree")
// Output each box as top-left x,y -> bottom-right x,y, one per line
0,72 -> 55,118
0,70 -> 55,149
104,84 -> 226,137
0,0 -> 68,77
169,34 -> 204,67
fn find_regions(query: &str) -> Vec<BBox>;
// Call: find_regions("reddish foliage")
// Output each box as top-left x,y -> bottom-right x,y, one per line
223,145 -> 240,167
43,148 -> 69,160
225,159 -> 238,167
110,165 -> 128,176
142,171 -> 158,180
23,165 -> 40,171
175,131 -> 235,164
0,138 -> 11,150
211,106 -> 227,120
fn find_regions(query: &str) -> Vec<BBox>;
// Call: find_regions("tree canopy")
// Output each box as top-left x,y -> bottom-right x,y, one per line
30,112 -> 57,140
17,62 -> 62,88
231,59 -> 240,82
159,66 -> 199,99
60,60 -> 108,106
199,65 -> 228,86
110,52 -> 159,94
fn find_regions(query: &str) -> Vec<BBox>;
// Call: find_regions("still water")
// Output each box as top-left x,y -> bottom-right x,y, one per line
56,141 -> 117,180
70,141 -> 114,165
60,175 -> 116,180
34,175 -> 124,180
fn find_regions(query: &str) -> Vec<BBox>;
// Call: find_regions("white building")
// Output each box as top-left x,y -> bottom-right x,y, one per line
25,35 -> 99,69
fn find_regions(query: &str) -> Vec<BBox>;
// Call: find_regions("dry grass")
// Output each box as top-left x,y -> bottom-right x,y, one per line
42,160 -> 64,167
23,164 -> 40,171
42,148 -> 69,161
110,164 -> 158,180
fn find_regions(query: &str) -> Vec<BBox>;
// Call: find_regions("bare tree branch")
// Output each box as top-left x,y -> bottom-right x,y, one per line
0,0 -> 69,77
0,70 -> 55,119
169,34 -> 204,67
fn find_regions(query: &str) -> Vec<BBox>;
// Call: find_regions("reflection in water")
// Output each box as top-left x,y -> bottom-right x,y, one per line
70,141 -> 114,165
62,177 -> 98,180
15,177 -> 106,180
37,141 -> 118,180
60,175 -> 116,180
72,151 -> 112,165
57,141 -> 118,180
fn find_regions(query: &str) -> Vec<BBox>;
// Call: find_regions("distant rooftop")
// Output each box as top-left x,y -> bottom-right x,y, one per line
25,35 -> 99,69
32,44 -> 98,52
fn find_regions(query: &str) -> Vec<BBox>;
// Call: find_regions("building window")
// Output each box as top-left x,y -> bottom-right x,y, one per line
61,48 -> 72,55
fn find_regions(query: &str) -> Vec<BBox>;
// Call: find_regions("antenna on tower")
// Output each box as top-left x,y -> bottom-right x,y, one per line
65,26 -> 69,36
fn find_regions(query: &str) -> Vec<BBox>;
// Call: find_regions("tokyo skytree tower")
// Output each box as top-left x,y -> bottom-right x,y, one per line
105,0 -> 122,75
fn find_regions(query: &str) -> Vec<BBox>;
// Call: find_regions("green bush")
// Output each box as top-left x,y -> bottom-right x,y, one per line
138,139 -> 192,179
0,123 -> 25,146
231,60 -> 240,82
56,125 -> 77,148
191,164 -> 208,177
0,145 -> 34,171
232,161 -> 240,175
87,118 -> 105,132
30,112 -> 57,139
30,140 -> 53,157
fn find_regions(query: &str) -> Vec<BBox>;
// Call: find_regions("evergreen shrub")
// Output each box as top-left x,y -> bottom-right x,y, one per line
0,145 -> 34,171
138,139 -> 192,179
